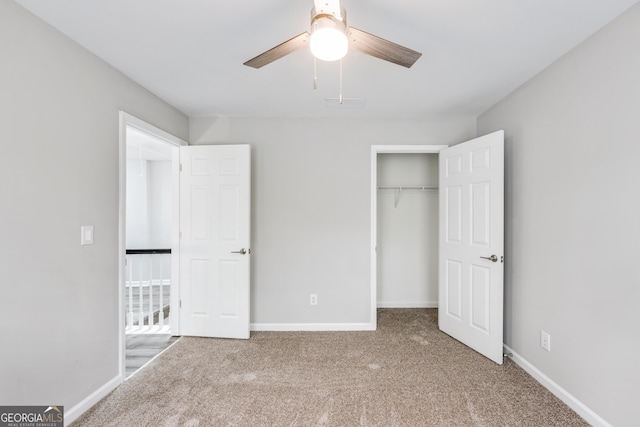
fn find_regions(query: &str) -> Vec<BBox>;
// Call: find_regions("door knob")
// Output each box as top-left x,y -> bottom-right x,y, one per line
231,248 -> 247,255
480,254 -> 498,262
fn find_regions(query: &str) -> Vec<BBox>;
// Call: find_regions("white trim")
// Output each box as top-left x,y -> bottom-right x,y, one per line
371,145 -> 449,154
377,301 -> 438,308
504,345 -> 612,427
118,111 -> 187,383
251,323 -> 376,332
64,374 -> 121,426
118,114 -> 127,383
125,279 -> 172,287
120,112 -> 187,147
370,145 -> 448,332
171,148 -> 181,336
125,325 -> 171,335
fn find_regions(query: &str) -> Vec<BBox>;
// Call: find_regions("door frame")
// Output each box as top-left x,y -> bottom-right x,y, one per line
118,112 -> 187,381
370,145 -> 448,329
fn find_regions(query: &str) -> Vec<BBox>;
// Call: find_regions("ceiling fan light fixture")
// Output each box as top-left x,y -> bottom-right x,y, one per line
243,2 -> 422,69
310,27 -> 348,61
309,8 -> 348,62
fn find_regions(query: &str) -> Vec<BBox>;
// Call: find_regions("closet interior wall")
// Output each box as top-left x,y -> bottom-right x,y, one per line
377,153 -> 439,308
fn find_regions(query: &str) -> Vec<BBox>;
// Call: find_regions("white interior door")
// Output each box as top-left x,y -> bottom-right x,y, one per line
178,144 -> 251,339
439,131 -> 504,364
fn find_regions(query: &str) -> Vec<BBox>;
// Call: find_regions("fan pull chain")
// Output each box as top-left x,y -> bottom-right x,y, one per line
339,59 -> 343,104
313,57 -> 317,90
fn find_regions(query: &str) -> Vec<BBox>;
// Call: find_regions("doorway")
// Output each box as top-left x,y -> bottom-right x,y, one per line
377,153 -> 439,308
118,112 -> 187,379
370,145 -> 447,328
371,133 -> 505,364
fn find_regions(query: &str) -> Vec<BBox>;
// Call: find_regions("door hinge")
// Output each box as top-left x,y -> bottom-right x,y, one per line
180,300 -> 182,308
179,231 -> 182,239
179,163 -> 183,172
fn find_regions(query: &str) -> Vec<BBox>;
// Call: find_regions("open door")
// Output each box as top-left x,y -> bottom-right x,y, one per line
439,131 -> 504,364
178,144 -> 251,339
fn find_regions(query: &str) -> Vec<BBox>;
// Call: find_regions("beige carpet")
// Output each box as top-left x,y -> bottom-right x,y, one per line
72,309 -> 588,426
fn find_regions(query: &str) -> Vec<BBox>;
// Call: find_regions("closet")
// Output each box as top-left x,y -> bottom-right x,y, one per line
377,153 -> 439,308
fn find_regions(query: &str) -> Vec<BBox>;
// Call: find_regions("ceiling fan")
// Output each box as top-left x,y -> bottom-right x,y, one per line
243,0 -> 422,69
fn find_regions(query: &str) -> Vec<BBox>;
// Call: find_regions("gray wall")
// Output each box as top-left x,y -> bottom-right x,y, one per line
191,117 -> 476,326
477,3 -> 640,426
0,0 -> 188,413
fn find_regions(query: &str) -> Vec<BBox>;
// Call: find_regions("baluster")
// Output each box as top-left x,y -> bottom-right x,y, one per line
127,255 -> 133,329
138,255 -> 144,330
148,253 -> 154,329
159,254 -> 164,328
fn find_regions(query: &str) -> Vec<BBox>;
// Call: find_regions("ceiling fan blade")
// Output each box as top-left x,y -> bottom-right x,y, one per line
347,27 -> 422,68
244,32 -> 311,69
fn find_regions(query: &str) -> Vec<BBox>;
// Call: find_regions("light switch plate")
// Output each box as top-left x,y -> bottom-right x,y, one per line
81,226 -> 94,245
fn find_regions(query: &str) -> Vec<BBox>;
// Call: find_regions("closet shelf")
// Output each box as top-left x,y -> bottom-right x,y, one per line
378,186 -> 439,208
377,186 -> 438,191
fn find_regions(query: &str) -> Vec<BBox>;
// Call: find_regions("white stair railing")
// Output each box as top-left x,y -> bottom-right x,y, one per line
125,249 -> 171,334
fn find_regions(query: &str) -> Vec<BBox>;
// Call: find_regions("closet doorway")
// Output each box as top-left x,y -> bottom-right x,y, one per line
371,133 -> 505,365
370,145 -> 447,328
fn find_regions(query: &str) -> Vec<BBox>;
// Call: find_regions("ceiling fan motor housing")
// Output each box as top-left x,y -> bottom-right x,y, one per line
310,6 -> 348,61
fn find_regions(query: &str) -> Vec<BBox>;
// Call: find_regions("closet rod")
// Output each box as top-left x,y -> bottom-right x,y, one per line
378,186 -> 439,208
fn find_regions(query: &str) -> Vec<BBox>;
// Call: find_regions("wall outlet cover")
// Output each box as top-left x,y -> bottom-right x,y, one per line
540,330 -> 551,352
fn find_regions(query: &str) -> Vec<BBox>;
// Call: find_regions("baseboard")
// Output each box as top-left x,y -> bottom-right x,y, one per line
377,301 -> 438,308
251,322 -> 376,332
64,374 -> 121,426
504,345 -> 612,427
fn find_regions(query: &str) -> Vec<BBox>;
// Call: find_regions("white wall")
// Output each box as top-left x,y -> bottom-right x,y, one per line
148,161 -> 172,249
126,160 -> 172,249
377,154 -> 439,307
477,3 -> 640,425
126,160 -> 149,248
0,0 -> 188,417
191,116 -> 476,326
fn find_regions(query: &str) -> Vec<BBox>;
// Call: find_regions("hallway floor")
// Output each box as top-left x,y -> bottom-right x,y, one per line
125,334 -> 178,378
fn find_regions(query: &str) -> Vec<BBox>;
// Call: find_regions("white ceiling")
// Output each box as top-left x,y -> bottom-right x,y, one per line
15,0 -> 640,119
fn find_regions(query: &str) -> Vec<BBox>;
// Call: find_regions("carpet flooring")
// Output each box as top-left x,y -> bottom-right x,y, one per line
72,309 -> 588,426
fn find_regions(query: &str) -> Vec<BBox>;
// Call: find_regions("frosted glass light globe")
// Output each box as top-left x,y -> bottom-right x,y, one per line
310,25 -> 348,61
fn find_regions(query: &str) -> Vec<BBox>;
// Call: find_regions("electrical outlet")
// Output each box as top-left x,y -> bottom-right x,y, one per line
310,294 -> 318,306
540,330 -> 551,352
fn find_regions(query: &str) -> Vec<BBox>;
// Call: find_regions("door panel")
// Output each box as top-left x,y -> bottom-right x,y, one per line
446,186 -> 463,243
190,259 -> 210,315
439,131 -> 504,364
179,145 -> 251,339
445,260 -> 463,319
219,260 -> 239,316
471,182 -> 490,246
